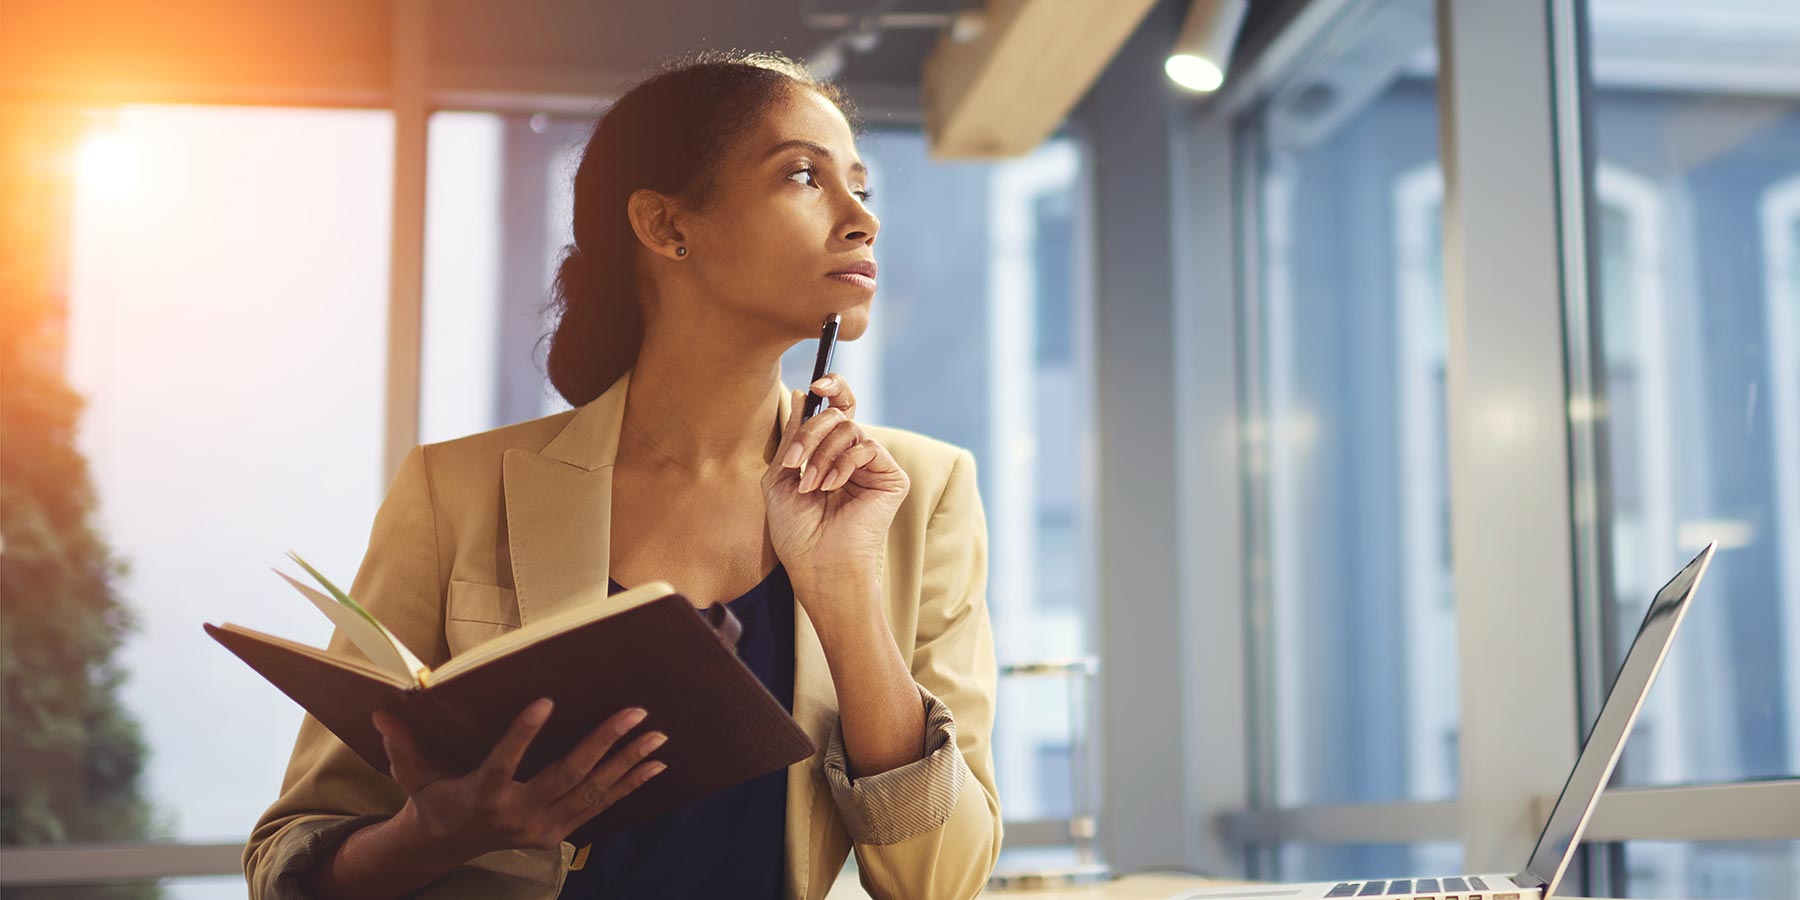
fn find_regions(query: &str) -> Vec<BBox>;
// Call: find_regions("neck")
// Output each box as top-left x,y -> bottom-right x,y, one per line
616,320 -> 790,477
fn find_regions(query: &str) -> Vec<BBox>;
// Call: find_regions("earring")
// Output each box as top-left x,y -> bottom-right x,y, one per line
676,246 -> 687,257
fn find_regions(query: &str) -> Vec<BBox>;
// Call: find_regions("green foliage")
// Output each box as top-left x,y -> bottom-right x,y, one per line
2,108 -> 170,898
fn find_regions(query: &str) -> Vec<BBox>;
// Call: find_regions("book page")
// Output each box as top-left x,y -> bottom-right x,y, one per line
431,579 -> 680,682
273,566 -> 429,686
212,621 -> 416,690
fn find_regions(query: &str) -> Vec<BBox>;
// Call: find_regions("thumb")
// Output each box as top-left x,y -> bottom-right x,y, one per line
374,709 -> 434,793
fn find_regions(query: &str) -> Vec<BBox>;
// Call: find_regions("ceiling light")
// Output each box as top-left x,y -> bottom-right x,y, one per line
1167,0 -> 1248,93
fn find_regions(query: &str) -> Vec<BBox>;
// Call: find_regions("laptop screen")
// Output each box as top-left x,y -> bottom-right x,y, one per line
1517,542 -> 1715,895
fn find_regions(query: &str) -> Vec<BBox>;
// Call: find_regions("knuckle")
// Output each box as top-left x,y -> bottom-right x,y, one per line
578,783 -> 604,809
556,763 -> 585,794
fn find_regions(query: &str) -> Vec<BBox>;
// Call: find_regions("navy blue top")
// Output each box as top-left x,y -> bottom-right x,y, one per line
556,564 -> 795,900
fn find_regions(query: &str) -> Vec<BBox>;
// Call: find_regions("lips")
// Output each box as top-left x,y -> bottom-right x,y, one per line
829,260 -> 877,279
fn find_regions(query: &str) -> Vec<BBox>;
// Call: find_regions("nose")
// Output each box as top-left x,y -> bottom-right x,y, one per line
842,203 -> 878,246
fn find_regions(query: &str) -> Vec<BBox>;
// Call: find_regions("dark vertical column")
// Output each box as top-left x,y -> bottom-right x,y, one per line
1074,0 -> 1191,875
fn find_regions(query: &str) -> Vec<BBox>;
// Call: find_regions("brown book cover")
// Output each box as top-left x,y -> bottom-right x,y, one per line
205,554 -> 816,836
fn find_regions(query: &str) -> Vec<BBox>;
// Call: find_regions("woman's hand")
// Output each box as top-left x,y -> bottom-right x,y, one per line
370,699 -> 668,861
762,373 -> 909,607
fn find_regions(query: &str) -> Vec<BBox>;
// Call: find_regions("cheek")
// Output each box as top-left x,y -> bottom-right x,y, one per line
718,206 -> 827,283
715,201 -> 816,266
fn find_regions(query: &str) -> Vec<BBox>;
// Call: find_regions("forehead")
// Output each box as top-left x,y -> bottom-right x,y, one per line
743,87 -> 865,175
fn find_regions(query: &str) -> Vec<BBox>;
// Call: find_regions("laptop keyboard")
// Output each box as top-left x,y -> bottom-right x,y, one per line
1325,875 -> 1499,898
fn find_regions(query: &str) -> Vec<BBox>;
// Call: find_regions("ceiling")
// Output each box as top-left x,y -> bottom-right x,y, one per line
422,0 -> 971,87
0,0 -> 1017,117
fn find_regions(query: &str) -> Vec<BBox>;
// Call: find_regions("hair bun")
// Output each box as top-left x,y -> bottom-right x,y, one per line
559,244 -> 595,298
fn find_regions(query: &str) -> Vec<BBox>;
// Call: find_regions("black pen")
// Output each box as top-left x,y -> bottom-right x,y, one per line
802,313 -> 841,424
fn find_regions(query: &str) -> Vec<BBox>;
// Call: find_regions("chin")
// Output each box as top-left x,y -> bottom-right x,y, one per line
827,303 -> 871,340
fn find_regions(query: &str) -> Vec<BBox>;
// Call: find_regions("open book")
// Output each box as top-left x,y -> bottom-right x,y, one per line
206,551 -> 816,836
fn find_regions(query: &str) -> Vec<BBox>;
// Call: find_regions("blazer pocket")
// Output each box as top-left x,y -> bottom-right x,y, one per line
444,578 -> 521,658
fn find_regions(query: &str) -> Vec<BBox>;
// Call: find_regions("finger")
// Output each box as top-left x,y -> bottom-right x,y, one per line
554,759 -> 669,838
523,706 -> 650,805
809,373 -> 856,421
548,732 -> 671,830
476,697 -> 555,793
799,419 -> 863,493
782,406 -> 849,475
821,438 -> 879,492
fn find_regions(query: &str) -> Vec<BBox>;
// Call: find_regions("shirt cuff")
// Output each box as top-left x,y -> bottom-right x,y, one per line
821,681 -> 967,846
250,813 -> 390,900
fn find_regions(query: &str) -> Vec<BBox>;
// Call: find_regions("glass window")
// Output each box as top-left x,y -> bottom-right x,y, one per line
419,110 -> 592,440
56,103 -> 394,860
1238,0 -> 1455,814
1618,841 -> 1800,900
1573,3 -> 1800,894
1577,0 -> 1800,790
419,116 -> 1097,831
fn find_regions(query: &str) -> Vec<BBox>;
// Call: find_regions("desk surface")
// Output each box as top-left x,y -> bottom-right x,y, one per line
827,870 -> 1621,900
980,873 -> 1616,899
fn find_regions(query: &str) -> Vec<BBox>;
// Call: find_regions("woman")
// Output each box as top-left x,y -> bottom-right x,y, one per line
241,49 -> 1002,900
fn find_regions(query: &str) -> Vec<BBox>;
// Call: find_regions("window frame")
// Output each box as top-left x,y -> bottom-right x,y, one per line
1191,0 -> 1800,895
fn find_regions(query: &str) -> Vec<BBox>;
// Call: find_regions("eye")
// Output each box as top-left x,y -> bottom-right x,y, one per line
788,165 -> 875,204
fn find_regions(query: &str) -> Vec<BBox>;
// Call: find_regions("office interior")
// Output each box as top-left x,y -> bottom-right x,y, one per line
1,0 -> 1796,898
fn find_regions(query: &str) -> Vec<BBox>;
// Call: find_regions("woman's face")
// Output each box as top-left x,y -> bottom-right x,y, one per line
661,86 -> 880,343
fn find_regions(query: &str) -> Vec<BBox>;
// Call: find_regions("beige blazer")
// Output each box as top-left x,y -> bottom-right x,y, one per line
242,367 -> 1003,899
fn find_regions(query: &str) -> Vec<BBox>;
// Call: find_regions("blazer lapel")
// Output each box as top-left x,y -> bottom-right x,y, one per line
498,366 -> 842,898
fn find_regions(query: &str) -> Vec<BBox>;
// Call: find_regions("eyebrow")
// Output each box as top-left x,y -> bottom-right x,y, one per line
766,139 -> 868,177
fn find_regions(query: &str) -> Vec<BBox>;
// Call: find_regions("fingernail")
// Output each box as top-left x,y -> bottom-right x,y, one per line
648,762 -> 668,776
812,377 -> 831,391
529,698 -> 553,723
784,443 -> 803,468
800,467 -> 817,492
645,732 -> 669,750
624,707 -> 648,726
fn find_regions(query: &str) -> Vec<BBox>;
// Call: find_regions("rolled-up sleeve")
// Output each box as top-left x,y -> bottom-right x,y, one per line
824,446 -> 1004,899
246,813 -> 391,899
821,681 -> 965,844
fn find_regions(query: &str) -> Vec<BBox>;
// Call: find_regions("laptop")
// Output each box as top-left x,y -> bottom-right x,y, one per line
1171,541 -> 1718,900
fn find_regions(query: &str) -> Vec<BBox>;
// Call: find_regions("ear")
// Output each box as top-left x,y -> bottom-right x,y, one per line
626,188 -> 690,261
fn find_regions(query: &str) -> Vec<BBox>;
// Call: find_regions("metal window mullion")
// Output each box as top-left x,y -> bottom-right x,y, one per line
1547,0 -> 1627,894
1212,779 -> 1800,850
1536,780 -> 1800,843
1435,0 -> 1584,874
384,0 -> 429,485
1230,107 -> 1281,882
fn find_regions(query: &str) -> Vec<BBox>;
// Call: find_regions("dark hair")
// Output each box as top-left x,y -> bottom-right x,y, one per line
540,49 -> 862,408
